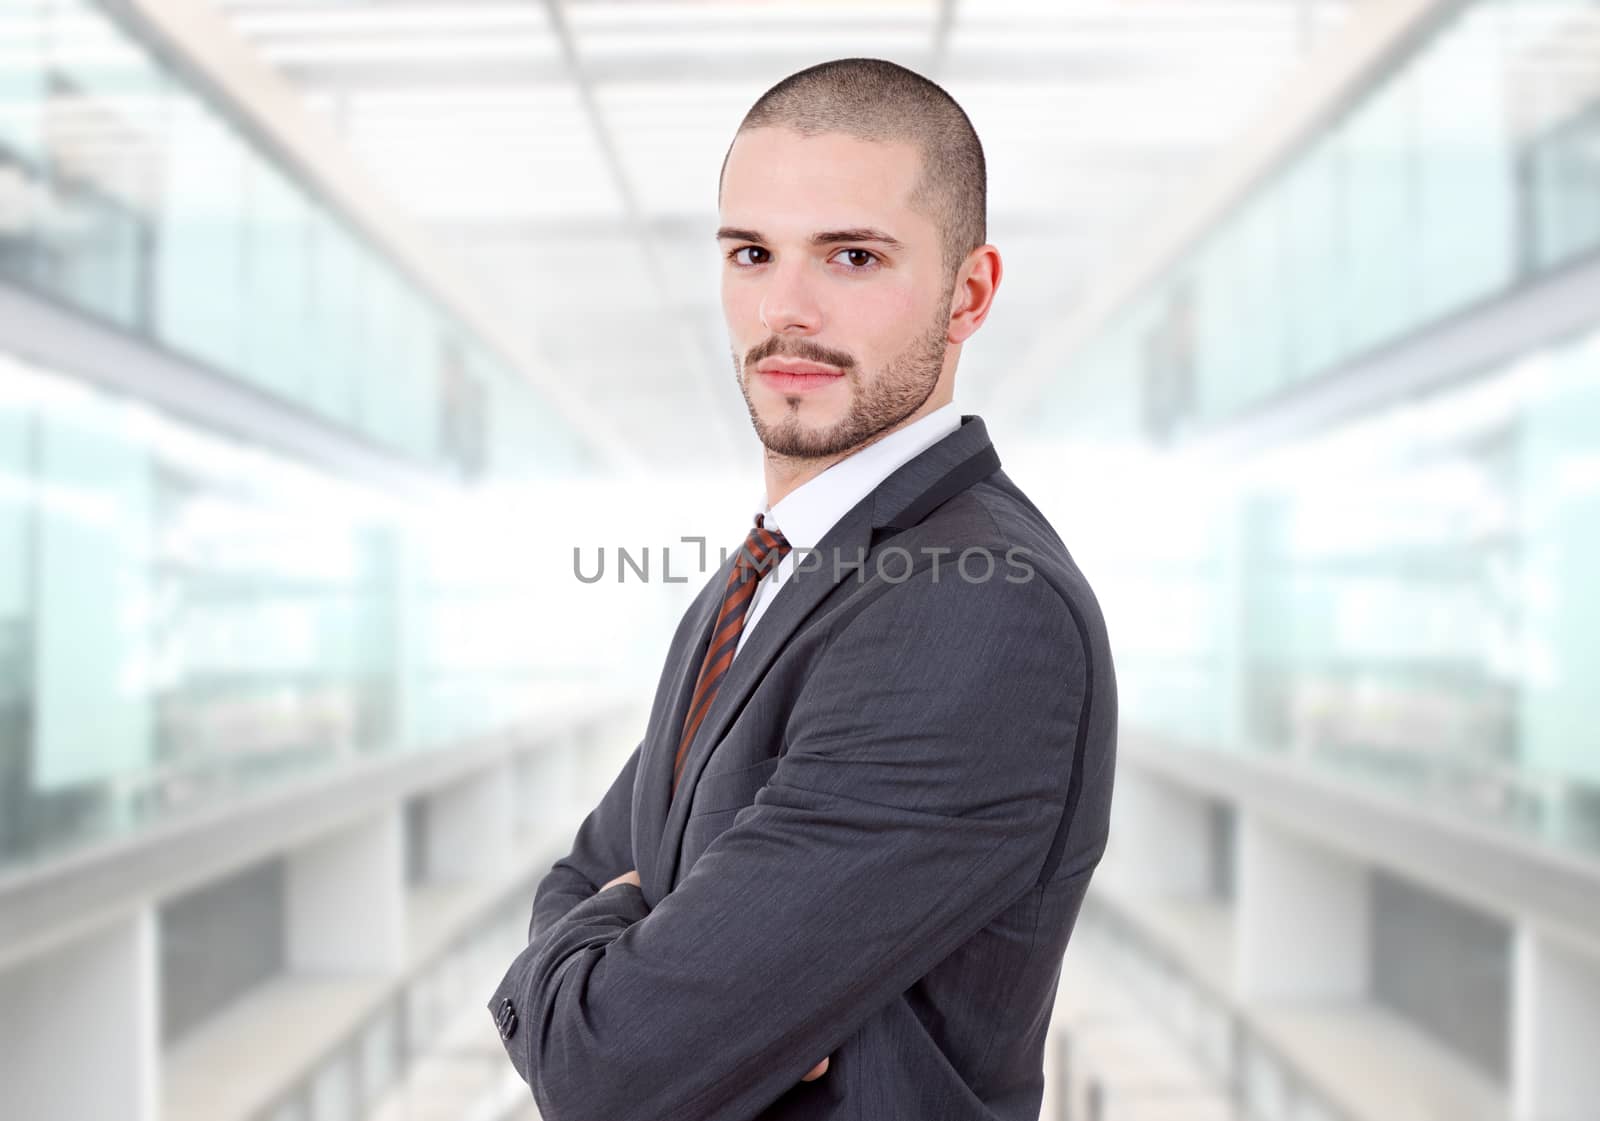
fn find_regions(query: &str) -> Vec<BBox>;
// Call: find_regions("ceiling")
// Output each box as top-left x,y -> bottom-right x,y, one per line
211,0 -> 1357,470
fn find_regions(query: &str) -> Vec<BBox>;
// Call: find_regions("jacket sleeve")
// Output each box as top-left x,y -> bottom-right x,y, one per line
487,567 -> 1094,1121
526,736 -> 644,945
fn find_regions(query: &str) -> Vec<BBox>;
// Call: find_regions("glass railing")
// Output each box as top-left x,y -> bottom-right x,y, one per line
248,892 -> 527,1121
0,0 -> 589,480
0,352 -> 601,875
1058,321 -> 1600,861
1076,899 -> 1361,1121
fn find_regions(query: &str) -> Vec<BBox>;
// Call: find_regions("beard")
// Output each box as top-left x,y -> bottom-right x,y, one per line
733,298 -> 950,461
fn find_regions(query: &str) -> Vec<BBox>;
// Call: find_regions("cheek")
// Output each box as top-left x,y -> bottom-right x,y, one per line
838,285 -> 925,357
720,276 -> 757,334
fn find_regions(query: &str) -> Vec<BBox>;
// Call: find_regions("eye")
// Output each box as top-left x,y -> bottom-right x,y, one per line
833,248 -> 880,271
727,245 -> 770,266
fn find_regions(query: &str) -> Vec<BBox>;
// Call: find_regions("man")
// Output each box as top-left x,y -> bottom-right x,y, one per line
488,57 -> 1116,1121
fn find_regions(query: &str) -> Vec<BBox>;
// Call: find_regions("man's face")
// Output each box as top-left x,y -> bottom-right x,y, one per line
718,127 -> 955,459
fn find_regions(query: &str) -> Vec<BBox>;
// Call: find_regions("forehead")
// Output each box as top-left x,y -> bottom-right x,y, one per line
720,126 -> 928,235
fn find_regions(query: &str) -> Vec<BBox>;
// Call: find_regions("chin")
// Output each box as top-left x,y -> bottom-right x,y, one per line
756,409 -> 840,453
763,396 -> 843,429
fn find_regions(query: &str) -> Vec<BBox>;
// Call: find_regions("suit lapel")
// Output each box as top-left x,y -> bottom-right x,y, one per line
654,415 -> 1001,887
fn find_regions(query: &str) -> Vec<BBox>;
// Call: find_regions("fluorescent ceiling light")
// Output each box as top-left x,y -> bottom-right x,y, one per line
595,82 -> 767,103
261,36 -> 560,64
577,31 -> 931,57
957,0 -> 1333,27
569,2 -> 937,30
346,87 -> 581,110
233,5 -> 551,36
948,28 -> 1298,57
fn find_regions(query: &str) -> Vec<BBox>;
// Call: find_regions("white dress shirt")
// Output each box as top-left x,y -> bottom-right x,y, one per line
733,401 -> 962,661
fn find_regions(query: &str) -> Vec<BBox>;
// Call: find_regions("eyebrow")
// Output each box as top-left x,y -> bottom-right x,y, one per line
715,226 -> 906,251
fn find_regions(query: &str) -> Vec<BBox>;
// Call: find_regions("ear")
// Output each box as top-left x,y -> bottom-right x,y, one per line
946,245 -> 1002,345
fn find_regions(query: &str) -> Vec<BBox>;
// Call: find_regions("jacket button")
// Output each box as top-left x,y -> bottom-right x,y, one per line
496,997 -> 518,1040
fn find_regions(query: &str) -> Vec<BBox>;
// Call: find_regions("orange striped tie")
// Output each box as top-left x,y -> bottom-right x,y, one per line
672,513 -> 791,795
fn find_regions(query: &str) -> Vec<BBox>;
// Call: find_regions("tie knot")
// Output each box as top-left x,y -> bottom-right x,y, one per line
735,513 -> 791,581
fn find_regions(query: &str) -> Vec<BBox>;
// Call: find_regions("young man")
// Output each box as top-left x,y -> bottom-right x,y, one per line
489,58 -> 1117,1121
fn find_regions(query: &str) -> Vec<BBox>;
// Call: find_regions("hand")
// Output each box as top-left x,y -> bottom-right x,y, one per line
800,1056 -> 830,1082
600,869 -> 641,892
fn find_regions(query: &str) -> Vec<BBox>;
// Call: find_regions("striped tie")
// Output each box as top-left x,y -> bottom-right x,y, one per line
672,513 -> 791,795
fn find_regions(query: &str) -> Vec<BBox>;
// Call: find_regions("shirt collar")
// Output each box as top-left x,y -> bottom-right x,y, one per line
749,401 -> 962,551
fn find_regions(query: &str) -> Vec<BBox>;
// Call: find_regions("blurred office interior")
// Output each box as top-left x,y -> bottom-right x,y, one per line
1,0 -> 1598,1119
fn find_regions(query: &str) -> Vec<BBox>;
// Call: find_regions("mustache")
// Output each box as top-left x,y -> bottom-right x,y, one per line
745,335 -> 856,372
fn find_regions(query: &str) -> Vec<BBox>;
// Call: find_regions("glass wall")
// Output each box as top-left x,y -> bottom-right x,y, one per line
1030,0 -> 1600,861
0,351 -> 592,873
1070,316 -> 1600,860
0,0 -> 585,480
1039,0 -> 1600,443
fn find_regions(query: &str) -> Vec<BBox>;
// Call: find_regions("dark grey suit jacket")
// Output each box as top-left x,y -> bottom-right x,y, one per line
488,414 -> 1117,1121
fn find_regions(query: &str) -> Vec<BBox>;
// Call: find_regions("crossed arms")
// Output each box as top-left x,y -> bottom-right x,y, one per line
487,569 -> 1090,1121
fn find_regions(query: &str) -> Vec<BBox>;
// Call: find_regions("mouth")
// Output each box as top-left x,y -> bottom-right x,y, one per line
754,359 -> 847,393
758,369 -> 845,393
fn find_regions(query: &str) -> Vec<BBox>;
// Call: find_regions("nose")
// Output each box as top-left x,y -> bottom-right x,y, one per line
759,258 -> 822,335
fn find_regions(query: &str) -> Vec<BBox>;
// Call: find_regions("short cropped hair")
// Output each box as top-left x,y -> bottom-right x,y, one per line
720,58 -> 986,285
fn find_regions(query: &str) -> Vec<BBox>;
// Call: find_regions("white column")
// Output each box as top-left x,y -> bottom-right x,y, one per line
1512,925 -> 1600,1121
1107,769 -> 1214,899
1235,813 -> 1370,1001
426,762 -> 514,882
0,908 -> 159,1121
286,808 -> 406,973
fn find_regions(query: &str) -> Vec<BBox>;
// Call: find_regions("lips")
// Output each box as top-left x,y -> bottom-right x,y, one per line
757,364 -> 844,394
755,359 -> 844,377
